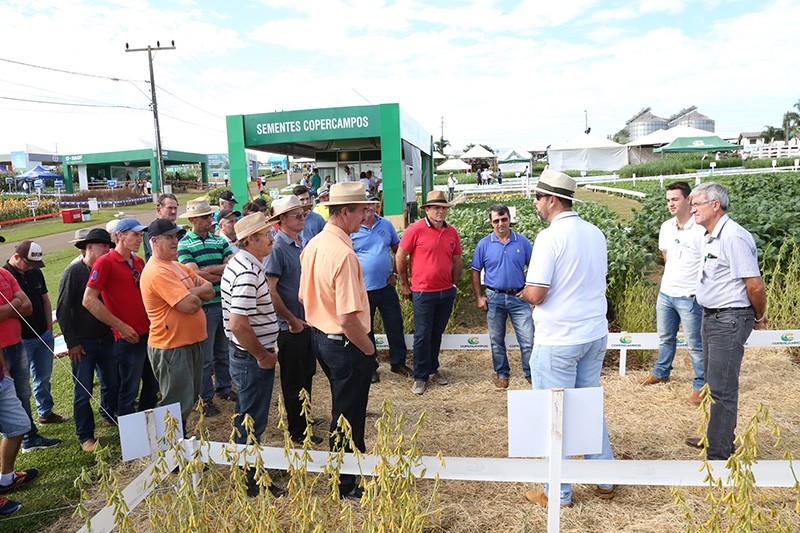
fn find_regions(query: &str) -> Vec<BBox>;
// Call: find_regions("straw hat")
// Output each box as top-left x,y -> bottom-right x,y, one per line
533,169 -> 583,203
317,185 -> 330,197
179,197 -> 219,218
69,228 -> 93,244
234,213 -> 270,241
268,195 -> 312,223
420,190 -> 453,208
321,182 -> 378,206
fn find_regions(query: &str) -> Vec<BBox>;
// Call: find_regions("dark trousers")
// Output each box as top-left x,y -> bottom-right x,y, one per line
702,308 -> 754,460
367,285 -> 407,367
277,328 -> 317,440
115,334 -> 159,416
311,328 -> 373,495
411,287 -> 457,381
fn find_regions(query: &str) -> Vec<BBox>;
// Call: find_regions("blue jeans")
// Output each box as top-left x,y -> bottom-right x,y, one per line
23,331 -> 56,418
115,334 -> 159,416
368,285 -> 407,367
411,287 -> 456,382
201,304 -> 232,402
486,289 -> 533,380
0,375 -> 30,438
654,292 -> 705,390
530,336 -> 614,505
72,332 -> 118,443
702,308 -> 754,460
230,347 -> 275,444
3,343 -> 38,443
312,328 -> 374,496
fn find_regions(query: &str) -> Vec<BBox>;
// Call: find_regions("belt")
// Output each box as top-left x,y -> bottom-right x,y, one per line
703,306 -> 752,314
486,286 -> 523,295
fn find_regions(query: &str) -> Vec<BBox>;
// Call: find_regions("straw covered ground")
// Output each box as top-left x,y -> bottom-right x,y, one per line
46,338 -> 800,532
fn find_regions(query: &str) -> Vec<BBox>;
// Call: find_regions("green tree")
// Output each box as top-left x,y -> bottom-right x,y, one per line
433,137 -> 450,154
761,125 -> 785,142
783,111 -> 800,141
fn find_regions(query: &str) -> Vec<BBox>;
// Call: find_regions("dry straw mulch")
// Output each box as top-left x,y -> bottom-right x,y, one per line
47,343 -> 800,532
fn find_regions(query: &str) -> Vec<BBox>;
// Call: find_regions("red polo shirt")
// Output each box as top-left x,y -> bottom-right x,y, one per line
399,217 -> 462,292
87,249 -> 150,340
0,268 -> 22,348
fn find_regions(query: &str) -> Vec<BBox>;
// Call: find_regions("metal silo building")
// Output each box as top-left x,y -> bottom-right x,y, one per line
626,108 -> 668,141
667,106 -> 715,133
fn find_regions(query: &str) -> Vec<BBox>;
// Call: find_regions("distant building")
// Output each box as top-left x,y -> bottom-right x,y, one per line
738,132 -> 764,146
624,106 -> 715,142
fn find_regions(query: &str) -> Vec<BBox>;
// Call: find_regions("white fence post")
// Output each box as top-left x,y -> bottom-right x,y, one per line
547,388 -> 565,533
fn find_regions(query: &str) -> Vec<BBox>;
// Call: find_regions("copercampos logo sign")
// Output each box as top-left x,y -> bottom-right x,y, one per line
676,333 -> 686,345
692,140 -> 707,146
619,335 -> 632,344
781,332 -> 795,342
467,337 -> 480,345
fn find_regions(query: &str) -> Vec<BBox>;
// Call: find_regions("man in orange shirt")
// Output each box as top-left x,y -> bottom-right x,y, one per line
140,219 -> 215,427
299,182 -> 377,500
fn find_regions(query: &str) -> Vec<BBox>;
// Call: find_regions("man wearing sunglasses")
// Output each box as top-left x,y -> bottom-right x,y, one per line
177,198 -> 234,418
471,204 -> 533,389
84,218 -> 159,418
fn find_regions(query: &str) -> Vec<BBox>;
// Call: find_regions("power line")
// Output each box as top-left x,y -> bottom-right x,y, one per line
0,57 -> 140,83
0,95 -> 148,110
155,84 -> 222,119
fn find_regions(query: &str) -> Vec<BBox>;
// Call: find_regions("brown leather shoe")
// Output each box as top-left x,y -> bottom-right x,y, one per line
686,436 -> 737,455
430,371 -> 448,386
495,376 -> 509,389
371,370 -> 380,383
80,439 -> 97,452
390,364 -> 413,377
39,413 -> 71,425
596,486 -> 615,500
688,391 -> 702,405
524,489 -> 572,508
638,374 -> 668,385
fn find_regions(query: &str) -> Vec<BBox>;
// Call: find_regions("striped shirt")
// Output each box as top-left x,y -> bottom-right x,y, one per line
177,230 -> 232,304
220,249 -> 278,352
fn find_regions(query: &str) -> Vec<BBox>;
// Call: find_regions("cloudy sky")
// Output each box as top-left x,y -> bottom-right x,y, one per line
0,0 -> 796,157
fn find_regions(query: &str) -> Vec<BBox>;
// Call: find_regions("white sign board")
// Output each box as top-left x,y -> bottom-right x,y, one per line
508,388 -> 604,457
26,199 -> 39,209
88,198 -> 99,211
118,403 -> 183,462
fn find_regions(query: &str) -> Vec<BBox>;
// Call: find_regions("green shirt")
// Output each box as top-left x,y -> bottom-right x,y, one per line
177,231 -> 232,305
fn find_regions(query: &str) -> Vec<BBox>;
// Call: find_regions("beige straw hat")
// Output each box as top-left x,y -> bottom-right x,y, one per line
179,197 -> 219,218
321,182 -> 378,206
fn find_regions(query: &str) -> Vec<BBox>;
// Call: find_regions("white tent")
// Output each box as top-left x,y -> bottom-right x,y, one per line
437,158 -> 471,171
432,151 -> 447,160
498,147 -> 532,174
460,145 -> 497,159
547,134 -> 627,171
626,125 -> 718,164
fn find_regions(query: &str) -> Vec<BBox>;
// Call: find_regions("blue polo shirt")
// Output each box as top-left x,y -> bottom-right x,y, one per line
351,215 -> 400,291
471,230 -> 532,290
303,211 -> 326,242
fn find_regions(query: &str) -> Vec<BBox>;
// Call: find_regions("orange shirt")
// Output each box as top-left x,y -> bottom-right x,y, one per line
299,223 -> 370,335
140,257 -> 207,349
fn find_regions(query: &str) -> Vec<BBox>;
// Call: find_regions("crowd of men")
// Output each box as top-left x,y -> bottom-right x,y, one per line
0,171 -> 768,512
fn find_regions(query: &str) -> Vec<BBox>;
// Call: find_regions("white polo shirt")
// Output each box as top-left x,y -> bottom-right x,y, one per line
526,211 -> 608,345
658,215 -> 705,298
696,214 -> 761,309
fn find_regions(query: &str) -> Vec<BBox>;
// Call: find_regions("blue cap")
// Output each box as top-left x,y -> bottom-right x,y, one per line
115,218 -> 147,234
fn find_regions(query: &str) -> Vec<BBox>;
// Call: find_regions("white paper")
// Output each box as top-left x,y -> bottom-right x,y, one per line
508,388 -> 603,457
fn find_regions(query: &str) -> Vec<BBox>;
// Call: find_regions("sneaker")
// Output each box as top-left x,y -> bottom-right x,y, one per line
411,381 -> 426,395
0,495 -> 21,515
340,485 -> 363,500
81,439 -> 97,452
312,417 -> 325,427
0,469 -> 39,494
22,435 -> 60,453
430,371 -> 448,386
390,364 -> 413,377
203,402 -> 221,418
216,390 -> 237,402
524,489 -> 572,508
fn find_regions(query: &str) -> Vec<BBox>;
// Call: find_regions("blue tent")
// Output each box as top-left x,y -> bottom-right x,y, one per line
17,165 -> 63,183
267,155 -> 288,169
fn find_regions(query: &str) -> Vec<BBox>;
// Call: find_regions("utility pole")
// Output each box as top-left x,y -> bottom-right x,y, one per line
125,40 -> 175,195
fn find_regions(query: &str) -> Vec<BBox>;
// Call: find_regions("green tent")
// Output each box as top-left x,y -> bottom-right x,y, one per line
653,135 -> 742,153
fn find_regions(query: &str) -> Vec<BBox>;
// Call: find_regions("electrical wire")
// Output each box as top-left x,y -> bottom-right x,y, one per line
0,95 -> 148,110
0,57 -> 140,83
155,85 -> 222,119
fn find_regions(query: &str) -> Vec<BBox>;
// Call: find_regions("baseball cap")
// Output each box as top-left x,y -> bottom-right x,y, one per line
218,208 -> 241,220
219,190 -> 238,204
16,240 -> 45,268
148,218 -> 186,238
115,218 -> 147,234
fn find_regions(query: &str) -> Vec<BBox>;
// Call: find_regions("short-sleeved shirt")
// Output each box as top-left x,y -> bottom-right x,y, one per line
658,216 -> 705,298
177,231 -> 232,305
263,230 -> 305,331
471,231 -> 532,291
3,262 -> 48,338
141,257 -> 208,349
57,260 -> 110,348
0,268 -> 22,348
86,249 -> 150,340
695,214 -> 761,309
526,211 -> 608,345
310,173 -> 321,193
221,249 -> 279,352
302,211 -> 326,242
299,223 -> 370,335
398,217 -> 462,293
351,215 -> 400,291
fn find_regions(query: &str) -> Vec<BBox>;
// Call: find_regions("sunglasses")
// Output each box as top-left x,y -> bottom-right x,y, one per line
491,216 -> 509,225
285,212 -> 308,220
535,192 -> 551,201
